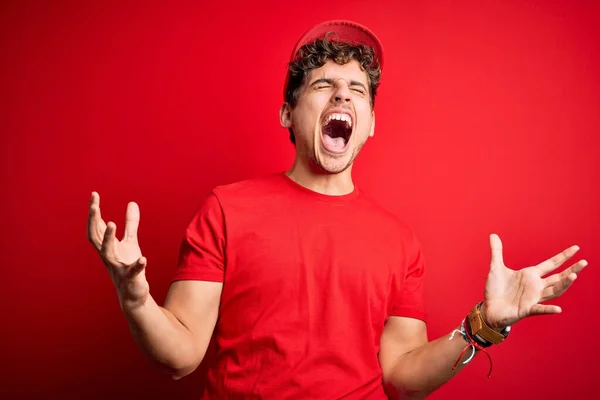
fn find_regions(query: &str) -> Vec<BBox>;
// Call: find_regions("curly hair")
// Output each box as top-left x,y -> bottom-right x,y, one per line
284,33 -> 382,144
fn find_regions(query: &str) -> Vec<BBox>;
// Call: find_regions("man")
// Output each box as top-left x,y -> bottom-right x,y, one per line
87,20 -> 588,399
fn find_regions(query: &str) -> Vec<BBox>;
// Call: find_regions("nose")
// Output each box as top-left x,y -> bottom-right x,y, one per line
331,81 -> 352,104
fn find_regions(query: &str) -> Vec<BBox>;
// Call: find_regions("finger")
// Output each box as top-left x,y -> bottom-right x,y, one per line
90,191 -> 100,208
543,259 -> 588,287
489,233 -> 504,268
123,202 -> 140,243
541,273 -> 578,302
127,256 -> 147,278
571,259 -> 589,275
528,303 -> 562,316
100,221 -> 117,260
88,192 -> 107,250
537,245 -> 580,276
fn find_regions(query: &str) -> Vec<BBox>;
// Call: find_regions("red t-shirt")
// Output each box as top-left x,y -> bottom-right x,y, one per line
173,173 -> 426,399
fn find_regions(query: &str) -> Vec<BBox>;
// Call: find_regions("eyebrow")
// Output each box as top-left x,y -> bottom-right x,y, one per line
309,78 -> 368,92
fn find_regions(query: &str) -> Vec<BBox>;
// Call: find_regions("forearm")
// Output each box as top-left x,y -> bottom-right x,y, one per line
123,295 -> 201,379
385,329 -> 477,399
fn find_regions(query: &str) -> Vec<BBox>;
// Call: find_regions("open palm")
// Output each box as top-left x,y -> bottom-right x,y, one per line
482,234 -> 588,329
87,192 -> 149,309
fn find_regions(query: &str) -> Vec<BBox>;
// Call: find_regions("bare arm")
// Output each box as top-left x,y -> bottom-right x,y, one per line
380,234 -> 588,399
379,317 -> 471,399
87,192 -> 222,379
123,281 -> 222,379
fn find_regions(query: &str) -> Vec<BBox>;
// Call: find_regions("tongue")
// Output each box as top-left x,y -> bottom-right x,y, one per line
322,134 -> 346,152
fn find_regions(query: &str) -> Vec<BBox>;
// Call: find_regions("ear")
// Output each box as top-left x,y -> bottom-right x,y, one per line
369,112 -> 376,137
280,103 -> 292,128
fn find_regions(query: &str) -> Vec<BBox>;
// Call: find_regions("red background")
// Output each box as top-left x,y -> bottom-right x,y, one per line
1,1 -> 598,398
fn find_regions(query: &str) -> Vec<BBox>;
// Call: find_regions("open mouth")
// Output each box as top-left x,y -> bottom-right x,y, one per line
321,113 -> 353,152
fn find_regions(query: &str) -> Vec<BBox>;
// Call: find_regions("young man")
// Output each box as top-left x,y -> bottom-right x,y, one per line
87,20 -> 588,399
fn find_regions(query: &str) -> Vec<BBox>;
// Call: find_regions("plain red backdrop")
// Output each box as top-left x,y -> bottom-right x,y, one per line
1,0 -> 598,398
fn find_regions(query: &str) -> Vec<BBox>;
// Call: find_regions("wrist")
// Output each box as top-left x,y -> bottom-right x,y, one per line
116,277 -> 150,313
119,292 -> 150,314
467,302 -> 511,345
480,302 -> 506,331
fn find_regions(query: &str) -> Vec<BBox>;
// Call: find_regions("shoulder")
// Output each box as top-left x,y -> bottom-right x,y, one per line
356,191 -> 416,238
212,173 -> 286,199
209,173 -> 290,215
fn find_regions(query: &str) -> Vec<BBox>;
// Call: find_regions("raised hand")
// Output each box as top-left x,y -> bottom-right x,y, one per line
481,234 -> 588,329
87,192 -> 149,311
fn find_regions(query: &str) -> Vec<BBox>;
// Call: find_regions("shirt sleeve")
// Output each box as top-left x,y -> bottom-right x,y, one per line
171,192 -> 226,283
390,232 -> 427,322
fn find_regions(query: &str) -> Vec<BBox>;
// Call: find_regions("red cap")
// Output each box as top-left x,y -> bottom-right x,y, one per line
284,20 -> 384,98
289,20 -> 384,67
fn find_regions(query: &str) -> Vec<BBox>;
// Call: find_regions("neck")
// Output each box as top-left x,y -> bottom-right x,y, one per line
286,157 -> 355,196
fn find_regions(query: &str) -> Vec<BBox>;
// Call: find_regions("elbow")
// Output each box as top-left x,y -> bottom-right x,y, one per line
382,371 -> 430,400
167,362 -> 199,380
383,383 -> 428,400
394,386 -> 433,400
400,391 -> 429,400
170,372 -> 184,380
158,355 -> 202,381
170,369 -> 192,381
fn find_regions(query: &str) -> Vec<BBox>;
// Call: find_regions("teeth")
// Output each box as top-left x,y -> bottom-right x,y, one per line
326,113 -> 352,127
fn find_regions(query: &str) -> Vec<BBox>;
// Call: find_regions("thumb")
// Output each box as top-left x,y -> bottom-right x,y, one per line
123,202 -> 141,243
528,303 -> 562,316
489,233 -> 504,268
127,256 -> 147,278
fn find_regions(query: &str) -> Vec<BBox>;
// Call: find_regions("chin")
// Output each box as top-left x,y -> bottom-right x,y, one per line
318,162 -> 351,174
312,146 -> 357,174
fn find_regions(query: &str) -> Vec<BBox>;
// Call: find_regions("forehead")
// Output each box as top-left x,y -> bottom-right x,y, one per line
306,59 -> 368,85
